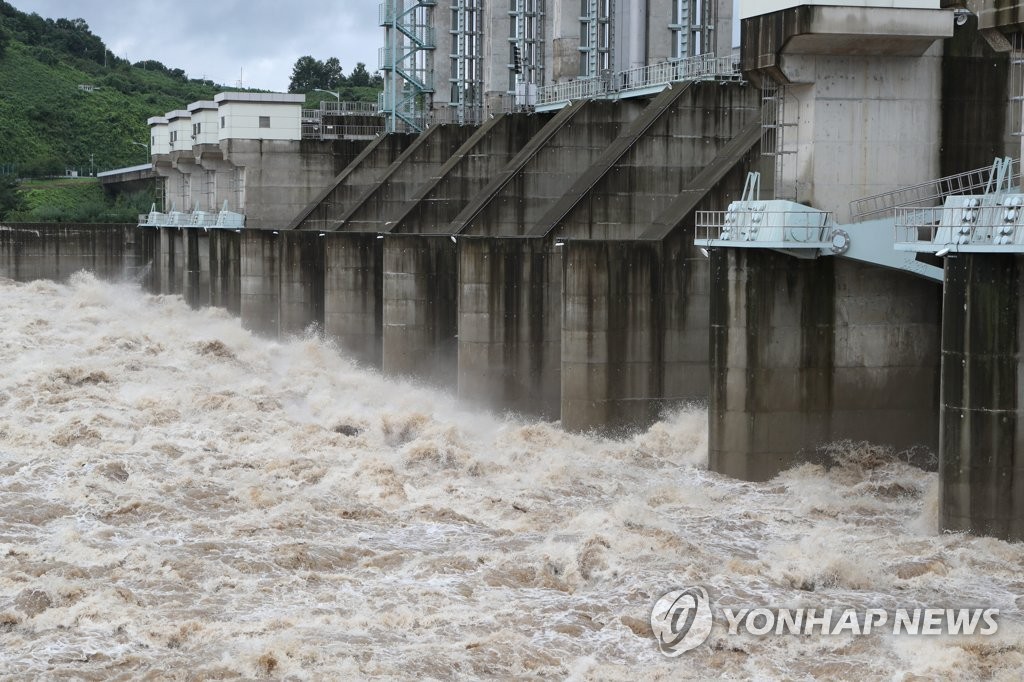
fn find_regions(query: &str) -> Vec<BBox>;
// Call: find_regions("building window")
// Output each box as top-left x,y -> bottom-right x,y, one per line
170,131 -> 177,143
259,116 -> 270,128
221,116 -> 225,128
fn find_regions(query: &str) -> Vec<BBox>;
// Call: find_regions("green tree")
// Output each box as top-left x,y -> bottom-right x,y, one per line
288,55 -> 322,93
288,55 -> 351,92
0,177 -> 25,219
323,56 -> 343,88
0,19 -> 9,58
349,61 -> 370,87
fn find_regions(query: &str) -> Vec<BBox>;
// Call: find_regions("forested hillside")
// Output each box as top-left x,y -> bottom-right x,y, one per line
0,1 -> 221,175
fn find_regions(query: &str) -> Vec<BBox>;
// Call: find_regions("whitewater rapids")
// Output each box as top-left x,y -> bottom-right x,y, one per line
0,273 -> 1021,679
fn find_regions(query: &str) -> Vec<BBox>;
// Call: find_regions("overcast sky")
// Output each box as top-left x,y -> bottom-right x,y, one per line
9,0 -> 382,92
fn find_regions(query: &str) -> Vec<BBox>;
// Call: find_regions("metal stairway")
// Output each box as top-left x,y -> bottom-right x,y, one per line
380,0 -> 437,133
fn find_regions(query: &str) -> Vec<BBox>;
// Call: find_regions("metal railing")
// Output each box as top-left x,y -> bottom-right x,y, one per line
302,123 -> 385,139
320,101 -> 380,116
536,53 -> 742,107
696,208 -> 834,246
536,77 -> 608,106
895,200 -> 1024,248
850,159 -> 1022,222
426,106 -> 486,126
617,54 -> 741,92
139,208 -> 246,229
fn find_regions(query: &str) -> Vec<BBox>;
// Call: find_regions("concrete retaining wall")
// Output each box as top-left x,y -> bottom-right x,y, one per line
0,223 -> 138,283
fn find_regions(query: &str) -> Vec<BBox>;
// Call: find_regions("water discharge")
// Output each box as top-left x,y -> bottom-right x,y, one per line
0,273 -> 1021,679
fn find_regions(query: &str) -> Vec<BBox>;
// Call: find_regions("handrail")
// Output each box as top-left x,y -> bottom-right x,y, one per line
850,158 -> 1021,222
536,53 -> 742,106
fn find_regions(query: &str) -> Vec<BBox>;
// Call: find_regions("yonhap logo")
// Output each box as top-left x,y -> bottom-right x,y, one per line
647,585 -> 1000,657
650,587 -> 714,656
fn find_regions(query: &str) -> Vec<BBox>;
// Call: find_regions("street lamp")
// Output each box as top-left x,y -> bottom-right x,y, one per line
314,88 -> 341,101
130,141 -> 150,163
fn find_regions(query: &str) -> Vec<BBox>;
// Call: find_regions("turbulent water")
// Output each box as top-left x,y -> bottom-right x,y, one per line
0,273 -> 1022,680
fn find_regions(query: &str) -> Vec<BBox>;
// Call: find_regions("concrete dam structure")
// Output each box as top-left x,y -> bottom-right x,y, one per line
3,0 -> 1024,542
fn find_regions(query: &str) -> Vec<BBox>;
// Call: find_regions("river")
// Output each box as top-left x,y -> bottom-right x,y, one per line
0,273 -> 1021,679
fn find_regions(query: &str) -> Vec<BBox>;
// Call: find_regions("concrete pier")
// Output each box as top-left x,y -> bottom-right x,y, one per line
209,230 -> 241,314
182,229 -> 211,308
446,101 -> 644,414
940,254 -> 1024,540
278,231 -> 324,337
135,227 -> 160,293
559,234 -> 718,433
157,227 -> 183,295
239,230 -> 280,336
457,237 -> 562,418
324,233 -> 383,367
544,81 -> 760,432
709,251 -> 942,481
382,234 -> 458,385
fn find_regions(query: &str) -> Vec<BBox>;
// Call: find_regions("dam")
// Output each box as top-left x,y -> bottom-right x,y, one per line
3,0 -> 1024,545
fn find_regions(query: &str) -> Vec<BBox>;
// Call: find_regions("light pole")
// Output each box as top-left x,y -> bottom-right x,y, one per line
130,141 -> 150,164
314,88 -> 341,101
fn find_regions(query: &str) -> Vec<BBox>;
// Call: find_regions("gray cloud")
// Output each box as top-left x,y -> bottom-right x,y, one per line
10,0 -> 382,92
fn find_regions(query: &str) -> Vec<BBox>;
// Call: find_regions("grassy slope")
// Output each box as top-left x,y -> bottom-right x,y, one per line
7,177 -> 149,222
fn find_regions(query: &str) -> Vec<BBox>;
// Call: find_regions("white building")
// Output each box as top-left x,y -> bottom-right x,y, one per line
214,92 -> 305,142
147,92 -> 345,229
